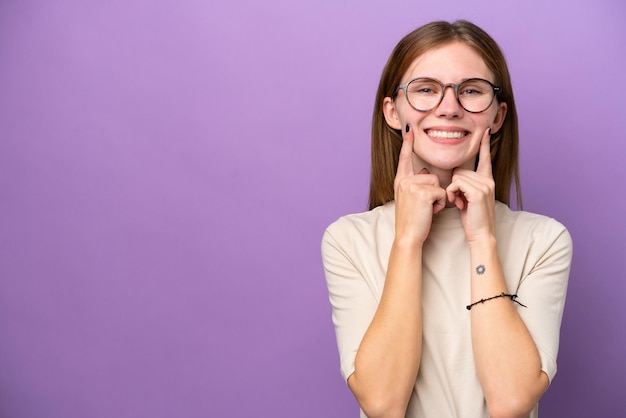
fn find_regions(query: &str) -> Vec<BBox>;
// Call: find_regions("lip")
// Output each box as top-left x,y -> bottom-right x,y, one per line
424,127 -> 471,145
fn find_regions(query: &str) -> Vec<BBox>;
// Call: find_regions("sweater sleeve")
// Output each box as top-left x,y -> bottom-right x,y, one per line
514,220 -> 573,384
321,221 -> 379,383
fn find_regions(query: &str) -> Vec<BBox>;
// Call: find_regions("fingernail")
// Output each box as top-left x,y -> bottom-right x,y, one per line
405,124 -> 410,133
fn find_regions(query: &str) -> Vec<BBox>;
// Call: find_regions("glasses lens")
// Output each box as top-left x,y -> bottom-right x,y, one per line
457,79 -> 495,112
406,78 -> 443,111
405,78 -> 497,113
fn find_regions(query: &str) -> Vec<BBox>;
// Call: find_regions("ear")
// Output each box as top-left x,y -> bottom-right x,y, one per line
490,101 -> 507,134
382,97 -> 402,130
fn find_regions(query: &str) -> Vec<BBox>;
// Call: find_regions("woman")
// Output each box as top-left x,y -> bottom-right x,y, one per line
321,20 -> 572,418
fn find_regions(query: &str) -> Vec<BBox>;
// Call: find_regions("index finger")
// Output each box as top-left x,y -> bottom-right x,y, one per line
476,128 -> 493,177
396,124 -> 415,178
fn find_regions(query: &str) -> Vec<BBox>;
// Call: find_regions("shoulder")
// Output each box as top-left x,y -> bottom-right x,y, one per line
322,202 -> 395,253
495,202 -> 573,253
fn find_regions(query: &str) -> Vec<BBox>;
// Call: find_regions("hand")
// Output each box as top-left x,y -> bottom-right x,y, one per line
394,125 -> 446,246
446,128 -> 496,244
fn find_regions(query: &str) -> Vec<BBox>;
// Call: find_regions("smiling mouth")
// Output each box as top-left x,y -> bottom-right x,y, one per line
426,129 -> 469,139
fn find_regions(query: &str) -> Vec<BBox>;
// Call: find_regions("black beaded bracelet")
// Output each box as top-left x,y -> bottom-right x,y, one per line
466,292 -> 527,311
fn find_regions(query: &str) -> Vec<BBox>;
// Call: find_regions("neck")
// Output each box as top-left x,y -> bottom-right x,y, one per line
429,167 -> 454,189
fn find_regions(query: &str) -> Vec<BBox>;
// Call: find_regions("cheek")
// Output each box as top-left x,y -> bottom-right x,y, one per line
479,111 -> 497,126
404,110 -> 428,128
471,113 -> 497,132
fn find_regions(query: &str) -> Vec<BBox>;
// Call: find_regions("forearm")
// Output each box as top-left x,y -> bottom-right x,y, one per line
469,236 -> 548,418
348,239 -> 423,418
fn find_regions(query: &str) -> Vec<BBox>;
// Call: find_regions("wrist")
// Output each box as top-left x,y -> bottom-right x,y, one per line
393,235 -> 425,252
467,234 -> 497,253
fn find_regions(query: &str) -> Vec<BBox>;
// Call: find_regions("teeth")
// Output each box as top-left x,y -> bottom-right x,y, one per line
427,130 -> 466,139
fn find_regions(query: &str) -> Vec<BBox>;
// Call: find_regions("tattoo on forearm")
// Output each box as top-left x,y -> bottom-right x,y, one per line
475,264 -> 486,275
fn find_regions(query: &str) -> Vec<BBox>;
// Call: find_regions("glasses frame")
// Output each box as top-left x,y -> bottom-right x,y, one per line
396,77 -> 501,114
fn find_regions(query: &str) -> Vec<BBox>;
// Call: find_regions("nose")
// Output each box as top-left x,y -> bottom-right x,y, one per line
434,85 -> 463,118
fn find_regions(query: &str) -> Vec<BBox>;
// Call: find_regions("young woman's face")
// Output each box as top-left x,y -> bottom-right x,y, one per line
384,42 -> 507,172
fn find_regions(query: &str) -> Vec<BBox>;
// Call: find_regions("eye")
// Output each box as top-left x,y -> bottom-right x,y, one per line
459,80 -> 490,96
407,80 -> 441,96
460,87 -> 484,96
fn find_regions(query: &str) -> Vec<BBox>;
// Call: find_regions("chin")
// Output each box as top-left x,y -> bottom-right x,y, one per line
417,143 -> 477,170
426,157 -> 474,171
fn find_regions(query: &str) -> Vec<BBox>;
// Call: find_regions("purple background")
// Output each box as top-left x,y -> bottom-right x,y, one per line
1,0 -> 624,417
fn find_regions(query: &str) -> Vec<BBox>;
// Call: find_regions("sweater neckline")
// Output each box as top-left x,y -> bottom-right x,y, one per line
432,206 -> 461,225
383,201 -> 461,225
384,202 -> 506,225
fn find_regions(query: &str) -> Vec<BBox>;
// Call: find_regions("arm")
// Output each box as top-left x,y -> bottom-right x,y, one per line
467,238 -> 549,418
347,126 -> 446,418
322,224 -> 425,418
347,239 -> 423,418
447,131 -> 561,418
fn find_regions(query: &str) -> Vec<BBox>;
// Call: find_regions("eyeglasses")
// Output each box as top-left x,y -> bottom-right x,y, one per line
396,77 -> 501,113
